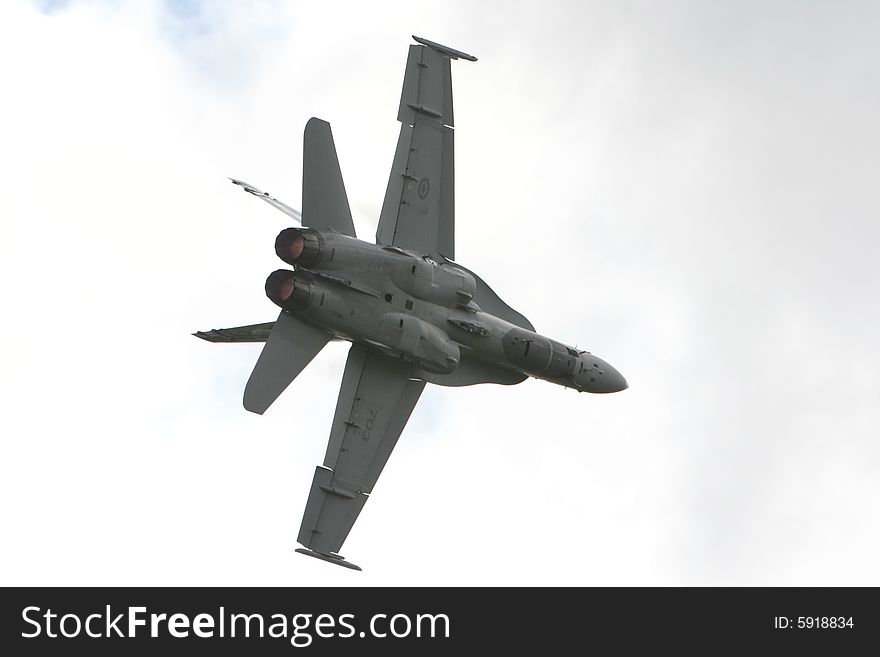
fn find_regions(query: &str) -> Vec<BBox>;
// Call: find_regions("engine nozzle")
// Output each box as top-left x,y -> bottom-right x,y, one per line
275,227 -> 322,267
265,269 -> 312,311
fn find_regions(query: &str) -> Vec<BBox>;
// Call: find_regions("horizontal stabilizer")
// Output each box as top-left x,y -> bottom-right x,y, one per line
294,548 -> 361,571
193,321 -> 274,343
243,311 -> 331,414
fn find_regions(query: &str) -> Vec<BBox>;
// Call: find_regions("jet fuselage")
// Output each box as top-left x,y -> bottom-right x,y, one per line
265,227 -> 627,394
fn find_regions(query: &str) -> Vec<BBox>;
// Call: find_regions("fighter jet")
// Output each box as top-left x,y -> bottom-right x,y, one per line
195,36 -> 627,571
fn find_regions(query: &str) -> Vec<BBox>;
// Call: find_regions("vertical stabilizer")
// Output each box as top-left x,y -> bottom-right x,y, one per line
302,118 -> 357,237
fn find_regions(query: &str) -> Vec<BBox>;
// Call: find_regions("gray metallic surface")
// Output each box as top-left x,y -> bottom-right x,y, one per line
418,358 -> 527,387
297,345 -> 425,555
378,42 -> 460,259
266,236 -> 625,395
296,465 -> 368,555
322,345 -> 425,492
302,118 -> 356,237
242,310 -> 330,414
397,45 -> 454,127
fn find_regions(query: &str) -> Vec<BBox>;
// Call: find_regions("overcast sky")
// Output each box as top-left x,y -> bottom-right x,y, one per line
2,0 -> 878,586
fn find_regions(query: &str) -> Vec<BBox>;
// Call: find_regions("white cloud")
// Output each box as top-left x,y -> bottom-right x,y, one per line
1,0 -> 878,585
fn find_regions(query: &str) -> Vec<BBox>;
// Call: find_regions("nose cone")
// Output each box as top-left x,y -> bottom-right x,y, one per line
581,356 -> 628,394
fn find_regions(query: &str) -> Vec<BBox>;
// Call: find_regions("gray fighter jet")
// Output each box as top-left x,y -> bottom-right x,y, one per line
195,36 -> 627,571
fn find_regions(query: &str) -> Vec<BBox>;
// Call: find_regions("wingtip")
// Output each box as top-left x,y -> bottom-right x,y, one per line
295,548 -> 362,571
412,35 -> 477,62
242,397 -> 266,415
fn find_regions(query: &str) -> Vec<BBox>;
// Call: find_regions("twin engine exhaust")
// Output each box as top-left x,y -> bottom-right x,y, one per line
266,227 -> 322,310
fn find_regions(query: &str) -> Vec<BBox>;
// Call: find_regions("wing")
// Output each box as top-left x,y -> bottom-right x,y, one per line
376,37 -> 476,260
229,178 -> 302,223
243,311 -> 331,415
296,344 -> 425,568
193,321 -> 275,343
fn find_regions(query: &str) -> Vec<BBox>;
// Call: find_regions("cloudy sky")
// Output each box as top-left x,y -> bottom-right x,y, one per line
2,0 -> 878,586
